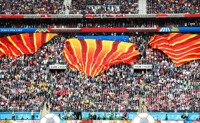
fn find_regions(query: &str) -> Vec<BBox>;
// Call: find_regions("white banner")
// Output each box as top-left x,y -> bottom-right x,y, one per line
49,64 -> 67,69
133,64 -> 152,69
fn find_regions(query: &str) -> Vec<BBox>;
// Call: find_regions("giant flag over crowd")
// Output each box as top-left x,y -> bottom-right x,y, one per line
0,33 -> 57,58
0,51 -> 4,57
63,38 -> 140,77
149,33 -> 200,66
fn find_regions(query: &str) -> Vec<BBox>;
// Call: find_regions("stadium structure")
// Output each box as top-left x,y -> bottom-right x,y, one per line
0,0 -> 200,123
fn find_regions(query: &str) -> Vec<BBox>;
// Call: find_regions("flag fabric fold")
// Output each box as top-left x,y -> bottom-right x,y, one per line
63,38 -> 140,77
0,33 -> 57,58
149,33 -> 200,66
0,51 -> 4,57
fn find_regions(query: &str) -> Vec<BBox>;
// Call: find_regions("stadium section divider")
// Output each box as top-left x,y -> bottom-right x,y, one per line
0,13 -> 199,19
0,27 -> 200,33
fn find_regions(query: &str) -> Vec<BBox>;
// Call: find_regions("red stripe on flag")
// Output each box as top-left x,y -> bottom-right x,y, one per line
149,33 -> 200,66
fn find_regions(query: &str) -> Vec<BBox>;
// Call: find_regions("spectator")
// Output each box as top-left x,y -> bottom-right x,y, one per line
31,110 -> 34,120
12,111 -> 15,120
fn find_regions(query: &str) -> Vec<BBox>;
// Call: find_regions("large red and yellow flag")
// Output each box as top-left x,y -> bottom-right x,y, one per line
149,33 -> 200,66
0,51 -> 4,57
0,33 -> 57,58
63,38 -> 140,77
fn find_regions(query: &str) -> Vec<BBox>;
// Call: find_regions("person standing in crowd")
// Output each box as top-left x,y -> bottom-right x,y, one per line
12,111 -> 15,120
31,110 -> 34,120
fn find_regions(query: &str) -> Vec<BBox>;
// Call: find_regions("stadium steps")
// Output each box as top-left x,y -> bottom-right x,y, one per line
138,0 -> 147,14
138,81 -> 147,113
62,0 -> 72,14
40,102 -> 50,119
139,96 -> 147,113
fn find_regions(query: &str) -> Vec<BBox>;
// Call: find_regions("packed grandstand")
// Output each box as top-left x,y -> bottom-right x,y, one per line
0,0 -> 199,14
0,0 -> 200,123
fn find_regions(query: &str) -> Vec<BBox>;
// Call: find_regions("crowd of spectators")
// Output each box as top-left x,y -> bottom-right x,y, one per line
87,0 -> 122,5
69,0 -> 200,14
0,0 -> 64,14
0,0 -> 199,14
0,33 -> 199,112
147,0 -> 200,14
0,36 -> 66,111
69,0 -> 138,14
0,18 -> 199,28
144,48 -> 200,112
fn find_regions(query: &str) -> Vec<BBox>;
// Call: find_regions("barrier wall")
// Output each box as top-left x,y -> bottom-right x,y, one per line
0,112 -> 199,121
0,13 -> 200,19
0,27 -> 200,33
0,112 -> 63,120
82,112 -> 199,121
0,120 -> 200,123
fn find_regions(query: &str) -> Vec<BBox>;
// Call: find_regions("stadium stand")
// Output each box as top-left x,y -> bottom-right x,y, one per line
69,0 -> 138,14
68,0 -> 200,14
0,33 -> 199,113
0,0 -> 200,122
147,0 -> 200,14
0,0 -> 199,14
0,0 -> 64,14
